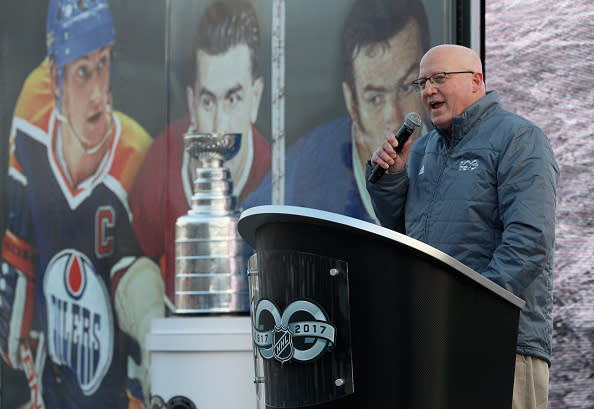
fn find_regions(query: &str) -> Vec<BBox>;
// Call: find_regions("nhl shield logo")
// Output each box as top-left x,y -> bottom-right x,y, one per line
273,326 -> 294,363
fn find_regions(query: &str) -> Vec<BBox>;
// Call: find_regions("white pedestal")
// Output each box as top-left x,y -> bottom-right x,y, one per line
147,315 -> 258,408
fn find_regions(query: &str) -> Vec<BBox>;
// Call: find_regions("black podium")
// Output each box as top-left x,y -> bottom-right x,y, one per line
238,205 -> 524,409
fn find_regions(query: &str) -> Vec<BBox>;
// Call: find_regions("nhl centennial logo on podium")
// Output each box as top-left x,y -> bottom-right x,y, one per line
253,298 -> 337,364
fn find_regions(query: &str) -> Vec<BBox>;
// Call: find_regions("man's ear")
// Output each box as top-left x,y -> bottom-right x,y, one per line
49,59 -> 59,102
472,72 -> 485,93
250,76 -> 264,123
186,85 -> 197,130
342,81 -> 356,121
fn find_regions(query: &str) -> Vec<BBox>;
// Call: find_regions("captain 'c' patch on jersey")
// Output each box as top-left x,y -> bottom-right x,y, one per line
43,249 -> 114,396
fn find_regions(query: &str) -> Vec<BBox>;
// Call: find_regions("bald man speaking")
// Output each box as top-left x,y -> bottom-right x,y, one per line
367,44 -> 559,409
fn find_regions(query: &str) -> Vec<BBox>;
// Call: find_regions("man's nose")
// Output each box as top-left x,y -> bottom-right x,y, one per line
422,80 -> 438,96
387,97 -> 405,128
90,77 -> 105,104
213,105 -> 231,131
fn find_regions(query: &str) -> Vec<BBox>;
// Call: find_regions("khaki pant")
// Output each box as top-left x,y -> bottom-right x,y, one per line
512,354 -> 549,409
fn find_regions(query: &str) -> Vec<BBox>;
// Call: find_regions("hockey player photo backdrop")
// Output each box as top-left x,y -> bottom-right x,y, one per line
0,0 -> 453,407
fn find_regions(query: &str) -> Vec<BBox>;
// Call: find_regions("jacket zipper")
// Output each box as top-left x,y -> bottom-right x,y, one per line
423,139 -> 452,241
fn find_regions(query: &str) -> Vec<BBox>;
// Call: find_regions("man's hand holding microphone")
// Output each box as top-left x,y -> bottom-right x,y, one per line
368,112 -> 422,183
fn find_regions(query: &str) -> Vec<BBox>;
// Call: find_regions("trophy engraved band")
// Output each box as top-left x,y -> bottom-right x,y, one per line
174,132 -> 250,314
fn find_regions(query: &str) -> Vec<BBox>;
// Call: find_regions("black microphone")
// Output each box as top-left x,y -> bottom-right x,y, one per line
368,112 -> 422,184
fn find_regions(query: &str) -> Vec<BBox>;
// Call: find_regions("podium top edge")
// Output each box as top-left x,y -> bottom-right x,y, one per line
238,205 -> 525,309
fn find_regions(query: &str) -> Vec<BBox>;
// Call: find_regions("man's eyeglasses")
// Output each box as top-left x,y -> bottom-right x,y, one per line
411,71 -> 475,93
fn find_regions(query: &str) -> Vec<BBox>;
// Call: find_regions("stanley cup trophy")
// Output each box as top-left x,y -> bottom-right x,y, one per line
147,133 -> 259,408
174,131 -> 250,314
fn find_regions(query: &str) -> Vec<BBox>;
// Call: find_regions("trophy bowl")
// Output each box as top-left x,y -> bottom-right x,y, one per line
183,132 -> 242,161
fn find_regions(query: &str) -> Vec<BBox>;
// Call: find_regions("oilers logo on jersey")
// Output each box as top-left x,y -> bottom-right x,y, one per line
43,249 -> 114,396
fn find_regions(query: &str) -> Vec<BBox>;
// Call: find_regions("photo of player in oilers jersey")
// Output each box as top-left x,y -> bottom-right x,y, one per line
0,0 -> 164,408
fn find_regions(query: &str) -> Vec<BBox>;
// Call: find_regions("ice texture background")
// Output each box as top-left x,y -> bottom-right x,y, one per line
485,0 -> 594,407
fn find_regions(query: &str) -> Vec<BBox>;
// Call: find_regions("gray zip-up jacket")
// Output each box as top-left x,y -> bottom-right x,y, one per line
366,91 -> 559,365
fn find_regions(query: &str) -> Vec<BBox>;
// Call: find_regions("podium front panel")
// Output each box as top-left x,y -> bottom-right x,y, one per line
249,251 -> 354,407
239,206 -> 523,409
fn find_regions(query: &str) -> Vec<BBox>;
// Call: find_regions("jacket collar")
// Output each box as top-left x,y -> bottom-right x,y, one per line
435,90 -> 501,146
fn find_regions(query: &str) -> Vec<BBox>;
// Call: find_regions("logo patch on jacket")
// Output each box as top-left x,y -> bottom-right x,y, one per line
459,159 -> 479,171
